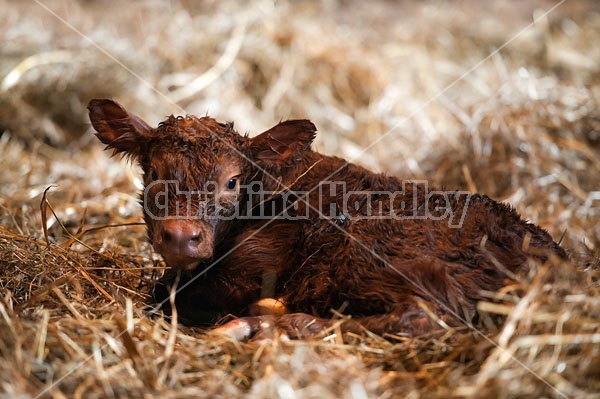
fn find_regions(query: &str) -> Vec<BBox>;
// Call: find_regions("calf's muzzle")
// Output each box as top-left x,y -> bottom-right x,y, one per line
153,219 -> 214,270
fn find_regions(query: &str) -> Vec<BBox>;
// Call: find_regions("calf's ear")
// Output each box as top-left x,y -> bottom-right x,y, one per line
88,99 -> 152,157
250,119 -> 317,165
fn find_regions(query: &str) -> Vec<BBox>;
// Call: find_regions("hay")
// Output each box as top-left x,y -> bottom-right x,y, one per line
1,0 -> 599,397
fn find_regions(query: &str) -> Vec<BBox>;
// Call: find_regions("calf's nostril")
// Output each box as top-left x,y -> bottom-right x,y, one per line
189,231 -> 202,246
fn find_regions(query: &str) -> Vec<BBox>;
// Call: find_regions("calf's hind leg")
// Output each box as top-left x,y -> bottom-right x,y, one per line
274,307 -> 448,339
214,304 -> 451,341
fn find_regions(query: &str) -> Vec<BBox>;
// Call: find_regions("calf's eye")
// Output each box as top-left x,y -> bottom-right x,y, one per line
226,177 -> 238,190
149,168 -> 158,181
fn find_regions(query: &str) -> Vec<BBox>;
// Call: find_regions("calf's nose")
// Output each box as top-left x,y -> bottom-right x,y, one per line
162,225 -> 202,255
154,220 -> 214,269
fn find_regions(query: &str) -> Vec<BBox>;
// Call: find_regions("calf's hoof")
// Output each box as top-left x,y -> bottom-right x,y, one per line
275,313 -> 327,339
211,312 -> 327,341
212,316 -> 276,341
250,298 -> 288,316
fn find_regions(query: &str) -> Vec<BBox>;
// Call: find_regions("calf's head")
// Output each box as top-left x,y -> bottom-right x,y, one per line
88,99 -> 316,270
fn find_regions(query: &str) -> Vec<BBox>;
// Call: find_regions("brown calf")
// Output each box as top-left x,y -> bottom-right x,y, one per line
89,99 -> 566,338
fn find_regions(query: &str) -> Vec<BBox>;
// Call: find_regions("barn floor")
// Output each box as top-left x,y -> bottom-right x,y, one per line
0,0 -> 599,397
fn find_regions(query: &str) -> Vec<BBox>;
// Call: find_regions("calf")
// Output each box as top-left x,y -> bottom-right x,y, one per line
89,99 -> 566,339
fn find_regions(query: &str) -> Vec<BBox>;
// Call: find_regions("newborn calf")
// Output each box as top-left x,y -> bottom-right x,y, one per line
89,99 -> 566,339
